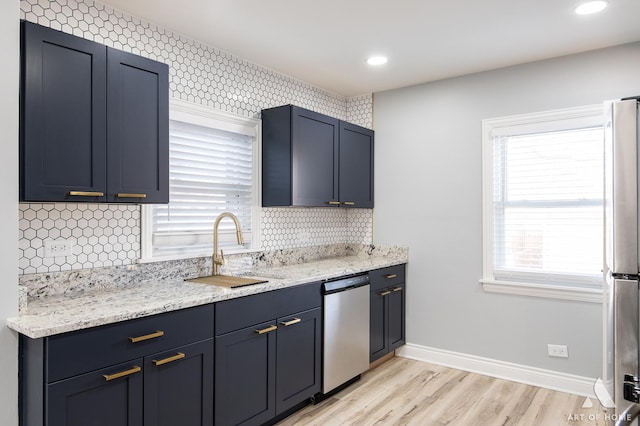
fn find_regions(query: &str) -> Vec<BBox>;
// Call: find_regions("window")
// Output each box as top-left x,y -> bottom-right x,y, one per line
141,100 -> 261,261
481,105 -> 604,302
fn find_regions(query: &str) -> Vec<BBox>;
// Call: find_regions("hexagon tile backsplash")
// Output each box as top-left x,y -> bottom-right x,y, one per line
18,0 -> 374,276
19,204 -> 140,274
19,204 -> 373,275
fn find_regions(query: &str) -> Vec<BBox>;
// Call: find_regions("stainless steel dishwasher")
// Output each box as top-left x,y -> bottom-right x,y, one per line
322,273 -> 370,394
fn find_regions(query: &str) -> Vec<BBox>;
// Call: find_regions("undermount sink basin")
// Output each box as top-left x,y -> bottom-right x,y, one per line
185,275 -> 268,289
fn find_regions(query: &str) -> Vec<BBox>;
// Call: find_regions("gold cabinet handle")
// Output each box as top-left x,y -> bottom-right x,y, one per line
153,352 -> 185,366
68,191 -> 104,197
117,193 -> 147,198
280,318 -> 301,327
327,201 -> 340,205
385,274 -> 397,279
129,330 -> 164,343
392,286 -> 403,292
255,325 -> 277,335
103,365 -> 141,381
379,290 -> 391,296
342,201 -> 355,206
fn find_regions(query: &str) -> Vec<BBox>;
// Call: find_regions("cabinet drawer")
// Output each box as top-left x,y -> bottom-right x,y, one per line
46,304 -> 213,382
369,264 -> 406,291
215,281 -> 321,335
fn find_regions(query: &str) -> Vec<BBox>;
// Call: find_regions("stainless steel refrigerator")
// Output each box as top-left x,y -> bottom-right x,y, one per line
603,96 -> 640,426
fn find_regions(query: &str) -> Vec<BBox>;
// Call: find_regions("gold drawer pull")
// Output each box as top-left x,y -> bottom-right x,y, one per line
129,330 -> 164,343
342,201 -> 355,206
103,365 -> 141,381
280,318 -> 301,327
117,193 -> 147,198
255,325 -> 277,335
153,352 -> 185,366
327,201 -> 340,205
379,290 -> 391,296
392,286 -> 403,292
385,274 -> 397,279
68,191 -> 104,197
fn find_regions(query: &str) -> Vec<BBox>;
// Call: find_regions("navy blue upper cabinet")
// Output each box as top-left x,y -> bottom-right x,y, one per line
262,105 -> 374,208
339,121 -> 374,208
20,20 -> 107,202
20,21 -> 169,203
107,49 -> 169,203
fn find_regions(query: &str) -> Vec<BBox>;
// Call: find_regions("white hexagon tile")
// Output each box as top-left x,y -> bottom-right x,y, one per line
19,203 -> 140,274
18,0 -> 374,275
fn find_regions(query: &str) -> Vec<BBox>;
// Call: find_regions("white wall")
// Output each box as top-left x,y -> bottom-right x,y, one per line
374,42 -> 640,378
0,0 -> 21,424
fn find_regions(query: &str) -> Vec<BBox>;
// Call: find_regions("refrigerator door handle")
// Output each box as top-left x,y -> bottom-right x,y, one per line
615,403 -> 640,426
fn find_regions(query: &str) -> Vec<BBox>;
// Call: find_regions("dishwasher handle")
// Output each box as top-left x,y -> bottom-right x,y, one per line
323,274 -> 370,294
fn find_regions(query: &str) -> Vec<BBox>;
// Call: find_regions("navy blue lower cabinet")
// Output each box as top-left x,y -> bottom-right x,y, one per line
369,264 -> 407,362
388,285 -> 406,352
214,309 -> 322,426
275,307 -> 322,414
369,287 -> 390,362
19,305 -> 215,426
215,321 -> 277,426
47,359 -> 144,426
214,282 -> 323,426
144,339 -> 214,426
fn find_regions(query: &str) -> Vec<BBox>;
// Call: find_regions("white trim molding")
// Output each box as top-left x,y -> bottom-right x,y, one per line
481,104 -> 605,302
396,343 -> 598,398
140,98 -> 262,263
480,279 -> 603,303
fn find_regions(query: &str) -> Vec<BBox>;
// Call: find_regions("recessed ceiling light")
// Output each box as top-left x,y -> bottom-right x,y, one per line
367,56 -> 388,66
575,0 -> 608,15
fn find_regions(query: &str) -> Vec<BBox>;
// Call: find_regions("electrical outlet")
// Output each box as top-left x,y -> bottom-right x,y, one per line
548,344 -> 569,358
44,239 -> 73,258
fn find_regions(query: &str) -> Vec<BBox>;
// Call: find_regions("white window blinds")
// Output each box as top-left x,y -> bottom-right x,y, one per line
144,102 -> 259,260
483,105 -> 604,289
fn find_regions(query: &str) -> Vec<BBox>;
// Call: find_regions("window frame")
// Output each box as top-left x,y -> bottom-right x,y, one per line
140,98 -> 262,263
480,104 -> 604,303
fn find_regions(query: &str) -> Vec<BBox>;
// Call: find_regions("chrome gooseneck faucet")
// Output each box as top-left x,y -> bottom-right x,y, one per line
212,212 -> 244,276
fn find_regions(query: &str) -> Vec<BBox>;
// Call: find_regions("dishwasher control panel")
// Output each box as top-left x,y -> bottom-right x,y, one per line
323,274 -> 370,294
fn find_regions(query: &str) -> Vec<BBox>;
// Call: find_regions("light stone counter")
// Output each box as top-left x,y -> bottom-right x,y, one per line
7,245 -> 408,339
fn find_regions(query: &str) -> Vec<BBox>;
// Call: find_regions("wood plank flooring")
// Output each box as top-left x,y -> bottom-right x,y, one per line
277,357 -> 610,426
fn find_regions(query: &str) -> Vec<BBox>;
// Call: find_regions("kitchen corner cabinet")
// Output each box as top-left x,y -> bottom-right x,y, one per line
370,264 -> 406,362
214,282 -> 322,426
262,105 -> 374,208
20,304 -> 213,426
20,20 -> 169,203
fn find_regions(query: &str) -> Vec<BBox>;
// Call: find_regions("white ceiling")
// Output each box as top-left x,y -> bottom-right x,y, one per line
100,0 -> 640,97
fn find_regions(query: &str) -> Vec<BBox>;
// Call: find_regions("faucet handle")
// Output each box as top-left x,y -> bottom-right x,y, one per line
220,249 -> 225,265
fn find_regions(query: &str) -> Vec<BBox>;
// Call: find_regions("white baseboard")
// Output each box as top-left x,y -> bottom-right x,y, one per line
396,343 -> 597,398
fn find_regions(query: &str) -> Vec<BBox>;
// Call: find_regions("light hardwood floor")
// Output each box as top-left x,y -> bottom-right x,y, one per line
278,357 -> 610,426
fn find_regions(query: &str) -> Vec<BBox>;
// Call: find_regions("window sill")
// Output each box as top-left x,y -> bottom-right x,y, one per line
480,279 -> 603,303
138,246 -> 261,264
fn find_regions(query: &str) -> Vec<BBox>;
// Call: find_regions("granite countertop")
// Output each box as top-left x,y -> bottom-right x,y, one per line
7,247 -> 407,339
